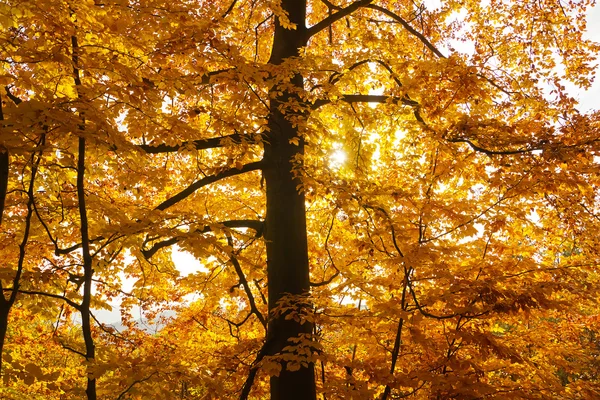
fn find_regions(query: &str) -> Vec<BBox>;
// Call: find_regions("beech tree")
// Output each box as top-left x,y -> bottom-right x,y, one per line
1,0 -> 600,399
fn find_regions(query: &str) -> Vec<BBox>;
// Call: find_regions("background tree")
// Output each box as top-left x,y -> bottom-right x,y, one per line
1,0 -> 600,399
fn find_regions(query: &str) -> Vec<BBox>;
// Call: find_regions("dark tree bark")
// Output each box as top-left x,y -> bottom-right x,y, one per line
0,93 -> 11,375
263,1 -> 316,399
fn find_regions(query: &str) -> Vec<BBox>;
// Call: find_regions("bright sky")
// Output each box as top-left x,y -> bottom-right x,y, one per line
572,5 -> 600,112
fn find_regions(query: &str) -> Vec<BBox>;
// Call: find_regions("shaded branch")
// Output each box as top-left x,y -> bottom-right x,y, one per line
116,372 -> 158,400
72,29 -> 98,400
446,137 -> 542,156
226,234 -> 267,329
311,216 -> 340,287
239,340 -> 273,400
8,134 -> 45,305
138,133 -> 259,154
4,86 -> 23,105
307,0 -> 374,38
2,289 -> 81,310
420,183 -> 521,243
221,0 -> 238,18
0,90 -> 8,226
407,281 -> 488,321
89,310 -> 136,346
33,194 -> 107,256
142,219 -> 264,259
313,94 -> 418,109
0,151 -> 6,226
59,342 -> 87,358
155,161 -> 264,211
366,4 -> 446,58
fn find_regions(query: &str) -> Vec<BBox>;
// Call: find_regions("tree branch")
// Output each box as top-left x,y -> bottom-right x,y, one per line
59,342 -> 87,358
155,161 -> 264,211
307,0 -> 374,38
313,94 -> 418,109
3,289 -> 81,310
4,86 -> 23,105
239,340 -> 273,400
0,90 -> 8,227
365,4 -> 446,58
311,216 -> 340,287
221,0 -> 238,18
89,310 -> 137,346
0,150 -> 6,227
8,134 -> 45,305
226,234 -> 267,329
116,372 -> 158,400
142,219 -> 264,259
138,133 -> 259,154
446,137 -> 542,155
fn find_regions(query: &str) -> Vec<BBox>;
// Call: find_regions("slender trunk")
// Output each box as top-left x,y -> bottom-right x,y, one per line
0,151 -> 7,226
78,138 -> 97,399
0,306 -> 8,374
0,93 -> 9,375
264,1 -> 316,399
0,125 -> 42,375
77,136 -> 96,400
70,26 -> 97,400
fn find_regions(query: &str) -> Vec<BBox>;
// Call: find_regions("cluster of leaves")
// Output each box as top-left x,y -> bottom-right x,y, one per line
0,0 -> 599,399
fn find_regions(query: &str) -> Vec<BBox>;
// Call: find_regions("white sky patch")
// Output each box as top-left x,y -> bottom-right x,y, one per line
161,95 -> 173,113
116,110 -> 128,132
422,0 -> 442,11
527,209 -> 542,227
564,5 -> 600,112
172,245 -> 209,276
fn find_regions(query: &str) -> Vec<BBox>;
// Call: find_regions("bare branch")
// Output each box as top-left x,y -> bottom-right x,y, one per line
89,310 -> 136,346
4,86 -> 22,105
311,216 -> 340,287
8,134 -> 45,305
366,4 -> 446,58
142,220 -> 264,259
116,372 -> 158,400
226,234 -> 267,329
313,94 -> 418,110
33,195 -> 107,256
222,0 -> 238,18
155,161 -> 264,211
239,340 -> 273,400
59,342 -> 87,358
0,150 -> 6,227
3,289 -> 81,310
307,0 -> 374,38
446,137 -> 542,155
319,0 -> 341,11
138,133 -> 259,154
0,90 -> 8,227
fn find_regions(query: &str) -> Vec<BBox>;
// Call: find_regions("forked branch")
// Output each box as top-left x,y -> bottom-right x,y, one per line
138,133 -> 259,154
155,161 -> 264,211
308,0 -> 374,38
226,234 -> 267,329
313,94 -> 418,109
142,219 -> 264,259
365,4 -> 446,58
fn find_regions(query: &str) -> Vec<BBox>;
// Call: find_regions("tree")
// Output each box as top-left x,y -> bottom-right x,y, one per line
1,0 -> 600,399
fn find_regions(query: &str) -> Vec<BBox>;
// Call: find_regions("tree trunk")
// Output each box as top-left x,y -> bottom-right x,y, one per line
0,305 -> 9,375
264,1 -> 316,399
0,151 -> 8,225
